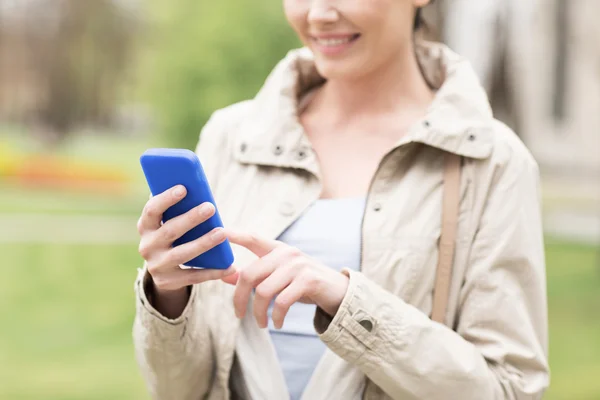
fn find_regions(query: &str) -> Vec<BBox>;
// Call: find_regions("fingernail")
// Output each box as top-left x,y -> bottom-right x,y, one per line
211,228 -> 225,241
174,186 -> 185,197
198,203 -> 211,216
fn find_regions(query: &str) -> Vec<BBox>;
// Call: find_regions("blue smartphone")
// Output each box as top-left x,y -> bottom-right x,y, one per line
139,148 -> 234,270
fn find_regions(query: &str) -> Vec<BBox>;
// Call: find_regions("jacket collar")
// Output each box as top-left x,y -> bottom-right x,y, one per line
233,41 -> 494,175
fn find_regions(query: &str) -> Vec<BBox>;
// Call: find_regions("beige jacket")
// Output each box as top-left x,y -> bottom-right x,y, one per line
133,42 -> 549,400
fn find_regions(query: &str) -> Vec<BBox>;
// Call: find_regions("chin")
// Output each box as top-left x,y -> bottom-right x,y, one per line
312,56 -> 364,81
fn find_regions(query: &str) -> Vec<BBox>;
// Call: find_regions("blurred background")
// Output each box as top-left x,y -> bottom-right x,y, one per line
0,0 -> 598,399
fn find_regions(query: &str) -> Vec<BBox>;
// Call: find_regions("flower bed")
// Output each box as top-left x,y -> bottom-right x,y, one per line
0,143 -> 132,194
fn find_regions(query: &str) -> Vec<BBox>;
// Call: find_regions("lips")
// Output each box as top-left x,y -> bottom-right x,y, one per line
309,33 -> 361,56
313,34 -> 360,47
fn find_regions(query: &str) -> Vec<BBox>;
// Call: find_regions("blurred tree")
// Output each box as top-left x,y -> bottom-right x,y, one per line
144,0 -> 300,149
30,0 -> 139,145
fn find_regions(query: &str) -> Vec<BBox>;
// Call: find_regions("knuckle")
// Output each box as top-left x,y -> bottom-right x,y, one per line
144,203 -> 159,219
274,296 -> 290,311
255,286 -> 272,300
237,268 -> 249,283
138,241 -> 152,260
136,217 -> 144,235
237,268 -> 254,285
286,246 -> 302,259
271,245 -> 288,258
161,225 -> 177,242
162,249 -> 180,267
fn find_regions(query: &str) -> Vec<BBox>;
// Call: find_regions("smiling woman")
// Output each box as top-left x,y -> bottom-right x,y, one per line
132,0 -> 549,399
283,0 -> 430,81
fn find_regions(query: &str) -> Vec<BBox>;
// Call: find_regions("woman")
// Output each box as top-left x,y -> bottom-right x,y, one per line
133,0 -> 549,399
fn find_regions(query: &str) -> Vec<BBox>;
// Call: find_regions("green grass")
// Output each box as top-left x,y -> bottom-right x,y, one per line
545,239 -> 600,400
0,243 -> 149,400
0,239 -> 598,399
0,182 -> 146,216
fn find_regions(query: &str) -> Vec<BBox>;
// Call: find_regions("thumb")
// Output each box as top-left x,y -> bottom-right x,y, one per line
221,270 -> 239,285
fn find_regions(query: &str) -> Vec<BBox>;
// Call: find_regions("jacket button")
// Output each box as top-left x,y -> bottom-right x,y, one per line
240,143 -> 248,153
279,202 -> 295,217
373,203 -> 382,212
273,145 -> 284,156
295,147 -> 310,161
359,319 -> 374,332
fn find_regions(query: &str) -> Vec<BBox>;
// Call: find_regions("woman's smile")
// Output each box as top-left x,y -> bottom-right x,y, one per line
310,33 -> 361,56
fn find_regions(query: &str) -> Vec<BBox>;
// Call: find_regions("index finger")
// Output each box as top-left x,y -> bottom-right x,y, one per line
138,185 -> 186,234
225,230 -> 282,257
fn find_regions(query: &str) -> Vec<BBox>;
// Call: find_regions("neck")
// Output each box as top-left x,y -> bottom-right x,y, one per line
316,43 -> 434,120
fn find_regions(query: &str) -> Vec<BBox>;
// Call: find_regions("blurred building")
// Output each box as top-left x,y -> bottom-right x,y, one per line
521,0 -> 600,243
436,0 -> 598,176
429,0 -> 599,242
442,0 -> 536,133
520,0 -> 600,176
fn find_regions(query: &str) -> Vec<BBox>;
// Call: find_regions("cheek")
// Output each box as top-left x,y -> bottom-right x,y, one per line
361,8 -> 411,56
376,19 -> 408,49
283,1 -> 307,41
351,0 -> 412,40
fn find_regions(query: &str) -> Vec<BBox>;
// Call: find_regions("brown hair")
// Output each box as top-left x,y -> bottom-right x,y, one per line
414,1 -> 436,32
414,8 -> 423,31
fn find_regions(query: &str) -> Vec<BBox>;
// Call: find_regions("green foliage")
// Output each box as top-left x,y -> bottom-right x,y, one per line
144,0 -> 301,149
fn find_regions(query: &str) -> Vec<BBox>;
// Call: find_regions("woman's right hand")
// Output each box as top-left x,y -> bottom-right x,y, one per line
137,185 -> 236,318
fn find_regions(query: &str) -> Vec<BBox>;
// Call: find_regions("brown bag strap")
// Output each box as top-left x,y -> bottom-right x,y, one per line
431,153 -> 462,325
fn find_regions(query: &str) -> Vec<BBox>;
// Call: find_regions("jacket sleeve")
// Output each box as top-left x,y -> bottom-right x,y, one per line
314,151 -> 550,399
132,111 -> 231,400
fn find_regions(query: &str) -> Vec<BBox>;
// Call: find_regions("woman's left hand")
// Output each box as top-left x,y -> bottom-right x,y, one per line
222,230 -> 350,329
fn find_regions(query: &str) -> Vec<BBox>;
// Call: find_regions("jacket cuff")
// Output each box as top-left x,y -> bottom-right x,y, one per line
314,269 -> 407,372
134,265 -> 198,341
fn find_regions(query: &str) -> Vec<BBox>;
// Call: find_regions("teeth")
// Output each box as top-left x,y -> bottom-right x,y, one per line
316,37 -> 353,46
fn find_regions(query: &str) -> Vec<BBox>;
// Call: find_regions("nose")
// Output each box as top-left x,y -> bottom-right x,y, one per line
307,0 -> 339,24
